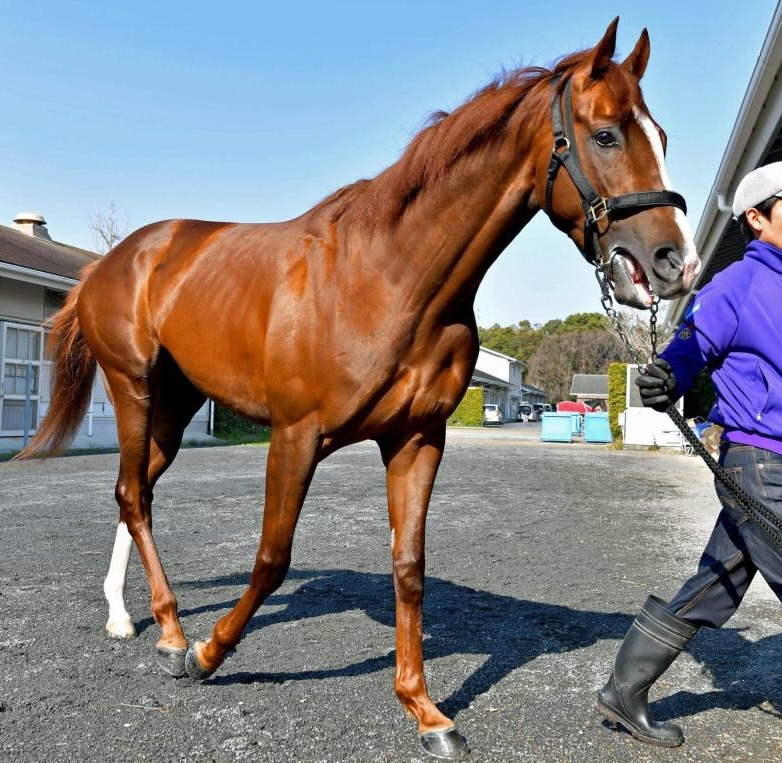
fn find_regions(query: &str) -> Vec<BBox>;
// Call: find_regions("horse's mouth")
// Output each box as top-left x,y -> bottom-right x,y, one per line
608,249 -> 655,308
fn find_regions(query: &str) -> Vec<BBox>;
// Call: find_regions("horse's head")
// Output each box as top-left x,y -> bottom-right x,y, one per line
537,18 -> 700,308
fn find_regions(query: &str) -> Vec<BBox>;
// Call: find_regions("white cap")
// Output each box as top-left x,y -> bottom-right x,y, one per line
732,161 -> 782,218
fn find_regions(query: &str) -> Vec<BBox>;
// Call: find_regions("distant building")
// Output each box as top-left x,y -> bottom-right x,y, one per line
469,346 -> 548,421
569,374 -> 608,407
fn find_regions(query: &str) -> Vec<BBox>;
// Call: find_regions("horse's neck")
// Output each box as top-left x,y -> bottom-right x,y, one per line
379,143 -> 540,317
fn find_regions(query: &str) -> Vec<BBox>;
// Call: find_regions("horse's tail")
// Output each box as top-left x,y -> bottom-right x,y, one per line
15,270 -> 97,460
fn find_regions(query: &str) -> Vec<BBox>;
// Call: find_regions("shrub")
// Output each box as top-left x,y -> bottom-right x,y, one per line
607,362 -> 627,447
213,405 -> 271,443
447,386 -> 484,427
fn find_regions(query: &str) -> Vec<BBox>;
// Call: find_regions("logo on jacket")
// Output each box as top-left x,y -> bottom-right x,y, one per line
678,326 -> 692,340
683,301 -> 701,323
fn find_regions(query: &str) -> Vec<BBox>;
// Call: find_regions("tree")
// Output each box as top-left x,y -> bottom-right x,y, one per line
477,312 -> 612,366
526,328 -> 628,402
477,313 -> 634,401
478,323 -> 522,359
90,202 -> 128,254
606,310 -> 674,365
477,321 -> 544,363
558,312 -> 609,333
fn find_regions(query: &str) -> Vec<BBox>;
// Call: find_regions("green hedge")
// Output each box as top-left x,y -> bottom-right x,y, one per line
607,362 -> 627,447
447,386 -> 484,427
213,404 -> 271,443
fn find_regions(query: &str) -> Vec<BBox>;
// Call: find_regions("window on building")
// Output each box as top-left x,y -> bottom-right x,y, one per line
1,322 -> 45,435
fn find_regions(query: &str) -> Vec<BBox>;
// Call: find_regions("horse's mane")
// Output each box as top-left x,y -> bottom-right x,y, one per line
313,48 -> 597,232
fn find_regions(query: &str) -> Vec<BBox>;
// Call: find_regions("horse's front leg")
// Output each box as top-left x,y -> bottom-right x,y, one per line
379,426 -> 469,761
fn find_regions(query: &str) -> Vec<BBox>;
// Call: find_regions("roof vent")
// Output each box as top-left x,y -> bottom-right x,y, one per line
13,212 -> 52,240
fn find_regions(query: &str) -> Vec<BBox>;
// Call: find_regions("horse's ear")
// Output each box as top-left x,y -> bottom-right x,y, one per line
621,28 -> 650,80
589,16 -> 619,80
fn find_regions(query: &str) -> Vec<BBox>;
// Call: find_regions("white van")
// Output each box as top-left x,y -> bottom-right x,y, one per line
482,404 -> 503,425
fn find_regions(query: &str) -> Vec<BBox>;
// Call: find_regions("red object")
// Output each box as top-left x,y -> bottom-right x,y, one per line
557,401 -> 594,413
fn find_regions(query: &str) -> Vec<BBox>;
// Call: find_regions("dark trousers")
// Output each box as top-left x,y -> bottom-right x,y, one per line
667,443 -> 782,628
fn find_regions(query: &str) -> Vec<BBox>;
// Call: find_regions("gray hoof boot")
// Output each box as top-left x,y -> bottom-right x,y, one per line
155,646 -> 188,678
185,645 -> 215,680
419,727 -> 470,759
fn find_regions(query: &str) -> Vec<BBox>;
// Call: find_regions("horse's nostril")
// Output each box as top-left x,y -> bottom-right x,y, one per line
654,246 -> 683,275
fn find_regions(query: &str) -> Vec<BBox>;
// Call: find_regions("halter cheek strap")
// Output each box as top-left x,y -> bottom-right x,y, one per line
545,77 -> 687,267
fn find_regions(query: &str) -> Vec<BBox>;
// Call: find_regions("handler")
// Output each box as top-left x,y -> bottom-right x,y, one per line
597,162 -> 782,747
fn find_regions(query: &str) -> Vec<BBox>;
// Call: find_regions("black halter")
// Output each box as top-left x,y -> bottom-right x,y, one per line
544,77 -> 688,267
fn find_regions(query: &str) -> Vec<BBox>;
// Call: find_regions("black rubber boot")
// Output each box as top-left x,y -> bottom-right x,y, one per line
597,595 -> 698,747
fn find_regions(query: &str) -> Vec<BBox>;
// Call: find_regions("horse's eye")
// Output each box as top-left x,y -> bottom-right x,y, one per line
594,130 -> 617,148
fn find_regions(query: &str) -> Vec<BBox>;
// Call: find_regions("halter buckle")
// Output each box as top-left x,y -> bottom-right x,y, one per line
552,136 -> 570,155
586,198 -> 610,224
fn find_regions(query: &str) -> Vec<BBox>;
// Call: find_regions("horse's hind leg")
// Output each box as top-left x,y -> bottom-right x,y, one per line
104,438 -> 181,640
102,366 -> 190,674
186,421 -> 319,678
103,438 -> 196,640
104,521 -> 136,638
103,361 -> 206,676
379,426 -> 469,760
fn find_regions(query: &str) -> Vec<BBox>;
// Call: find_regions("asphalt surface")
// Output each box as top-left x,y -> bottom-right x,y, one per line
1,423 -> 780,763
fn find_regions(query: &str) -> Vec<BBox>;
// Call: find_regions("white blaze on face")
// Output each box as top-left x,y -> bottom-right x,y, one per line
632,106 -> 700,281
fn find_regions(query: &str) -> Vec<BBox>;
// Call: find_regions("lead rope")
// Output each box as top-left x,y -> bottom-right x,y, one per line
595,262 -> 782,549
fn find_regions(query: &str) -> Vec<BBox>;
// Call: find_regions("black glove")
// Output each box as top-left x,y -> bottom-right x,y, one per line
636,358 -> 676,412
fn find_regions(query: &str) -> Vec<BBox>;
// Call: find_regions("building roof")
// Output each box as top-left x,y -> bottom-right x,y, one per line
570,374 -> 608,398
0,224 -> 98,282
472,368 -> 514,388
667,3 -> 782,325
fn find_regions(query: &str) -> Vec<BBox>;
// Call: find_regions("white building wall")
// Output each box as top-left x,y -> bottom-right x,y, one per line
620,365 -> 684,448
620,407 -> 685,449
476,348 -> 511,382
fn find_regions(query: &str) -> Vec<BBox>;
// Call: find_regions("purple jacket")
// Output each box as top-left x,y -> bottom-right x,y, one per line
661,239 -> 782,455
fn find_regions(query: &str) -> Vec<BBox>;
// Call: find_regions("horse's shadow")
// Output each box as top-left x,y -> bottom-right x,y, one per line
149,567 -> 781,722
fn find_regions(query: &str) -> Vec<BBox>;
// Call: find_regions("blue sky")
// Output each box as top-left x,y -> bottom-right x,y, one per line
1,1 -> 777,326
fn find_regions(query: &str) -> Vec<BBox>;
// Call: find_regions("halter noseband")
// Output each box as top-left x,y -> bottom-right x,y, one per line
544,77 -> 687,268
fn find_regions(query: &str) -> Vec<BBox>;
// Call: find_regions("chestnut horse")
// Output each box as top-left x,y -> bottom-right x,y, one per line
20,18 -> 699,759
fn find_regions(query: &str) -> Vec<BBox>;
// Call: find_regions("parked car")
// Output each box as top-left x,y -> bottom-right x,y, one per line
518,403 -> 537,422
482,404 -> 503,426
534,403 -> 552,418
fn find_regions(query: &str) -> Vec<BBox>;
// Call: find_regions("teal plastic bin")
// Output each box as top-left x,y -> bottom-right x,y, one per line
583,412 -> 612,443
570,414 -> 582,435
541,412 -> 572,442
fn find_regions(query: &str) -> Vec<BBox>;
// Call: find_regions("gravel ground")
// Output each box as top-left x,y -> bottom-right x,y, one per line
1,424 -> 780,763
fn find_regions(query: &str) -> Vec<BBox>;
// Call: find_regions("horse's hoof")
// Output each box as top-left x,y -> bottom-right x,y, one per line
419,727 -> 470,759
185,644 -> 215,680
156,646 -> 188,678
105,617 -> 137,639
